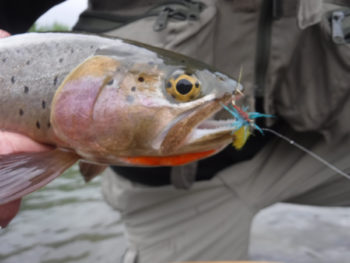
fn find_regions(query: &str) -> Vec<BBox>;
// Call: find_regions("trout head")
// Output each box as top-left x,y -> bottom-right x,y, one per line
51,46 -> 242,166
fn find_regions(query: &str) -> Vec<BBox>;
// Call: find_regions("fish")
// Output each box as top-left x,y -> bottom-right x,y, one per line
0,32 -> 246,226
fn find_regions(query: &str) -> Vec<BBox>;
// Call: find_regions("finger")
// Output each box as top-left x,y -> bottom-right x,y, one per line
0,131 -> 52,155
0,29 -> 10,38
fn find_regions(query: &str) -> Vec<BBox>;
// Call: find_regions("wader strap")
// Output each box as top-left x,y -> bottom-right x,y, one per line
170,162 -> 198,189
273,0 -> 298,18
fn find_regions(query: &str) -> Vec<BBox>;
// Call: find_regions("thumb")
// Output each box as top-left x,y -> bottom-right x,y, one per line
0,29 -> 10,38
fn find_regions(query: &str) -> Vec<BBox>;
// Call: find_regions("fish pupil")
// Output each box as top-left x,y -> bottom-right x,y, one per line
176,79 -> 193,95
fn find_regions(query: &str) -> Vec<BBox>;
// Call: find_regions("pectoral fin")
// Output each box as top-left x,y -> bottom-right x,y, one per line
0,149 -> 79,205
0,198 -> 21,228
79,161 -> 108,182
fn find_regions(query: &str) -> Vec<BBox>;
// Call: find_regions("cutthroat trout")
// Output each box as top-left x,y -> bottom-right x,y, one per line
0,33 -> 243,216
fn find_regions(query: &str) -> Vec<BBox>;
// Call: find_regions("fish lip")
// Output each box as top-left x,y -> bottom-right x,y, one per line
158,93 -> 234,155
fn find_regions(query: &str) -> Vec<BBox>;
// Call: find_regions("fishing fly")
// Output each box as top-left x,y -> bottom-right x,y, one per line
223,69 -> 350,180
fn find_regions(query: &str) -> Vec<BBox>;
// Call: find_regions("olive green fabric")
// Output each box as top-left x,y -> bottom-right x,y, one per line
266,1 -> 350,142
74,0 -> 350,262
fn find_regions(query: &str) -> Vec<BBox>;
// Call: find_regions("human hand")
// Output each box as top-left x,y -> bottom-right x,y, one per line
0,30 -> 54,228
0,131 -> 50,228
0,29 -> 10,38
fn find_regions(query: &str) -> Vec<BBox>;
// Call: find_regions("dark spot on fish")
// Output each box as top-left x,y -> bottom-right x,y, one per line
195,81 -> 199,88
19,109 -> 24,116
11,76 -> 15,84
26,60 -> 31,65
59,58 -> 64,63
16,50 -> 20,54
42,100 -> 46,109
126,95 -> 134,103
24,86 -> 29,93
36,121 -> 41,129
47,122 -> 51,128
131,86 -> 136,92
70,49 -> 74,54
54,75 -> 58,86
181,59 -> 186,64
148,61 -> 155,65
90,45 -> 94,49
167,82 -> 172,88
107,79 -> 114,85
2,58 -> 7,63
138,76 -> 144,82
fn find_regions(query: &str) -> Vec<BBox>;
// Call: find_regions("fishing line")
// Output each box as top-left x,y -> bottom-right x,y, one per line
261,128 -> 350,180
226,77 -> 349,180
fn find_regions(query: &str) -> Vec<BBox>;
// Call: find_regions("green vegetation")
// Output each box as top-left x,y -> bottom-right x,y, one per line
29,22 -> 70,32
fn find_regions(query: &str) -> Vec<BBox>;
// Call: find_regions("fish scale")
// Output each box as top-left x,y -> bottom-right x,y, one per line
0,33 -> 117,143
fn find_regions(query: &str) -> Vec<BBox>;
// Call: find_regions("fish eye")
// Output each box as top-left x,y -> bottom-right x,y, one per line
166,73 -> 201,102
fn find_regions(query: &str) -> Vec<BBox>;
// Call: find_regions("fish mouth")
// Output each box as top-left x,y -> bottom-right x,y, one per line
157,93 -> 236,155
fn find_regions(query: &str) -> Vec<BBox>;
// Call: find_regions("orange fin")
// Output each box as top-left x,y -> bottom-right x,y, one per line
120,150 -> 217,166
0,149 -> 79,205
79,161 -> 107,182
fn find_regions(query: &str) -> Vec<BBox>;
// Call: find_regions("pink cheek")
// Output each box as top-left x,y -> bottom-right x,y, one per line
51,78 -> 105,144
92,86 -> 134,151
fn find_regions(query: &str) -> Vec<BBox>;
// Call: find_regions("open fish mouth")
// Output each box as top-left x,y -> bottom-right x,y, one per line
157,93 -> 236,155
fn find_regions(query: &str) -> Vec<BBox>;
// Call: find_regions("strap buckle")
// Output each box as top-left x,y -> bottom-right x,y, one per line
153,0 -> 206,32
331,9 -> 350,44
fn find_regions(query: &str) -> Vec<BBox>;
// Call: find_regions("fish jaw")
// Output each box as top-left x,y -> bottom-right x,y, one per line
157,93 -> 235,155
112,94 -> 237,166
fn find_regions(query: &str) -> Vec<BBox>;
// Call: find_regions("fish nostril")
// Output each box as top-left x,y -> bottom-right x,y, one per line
107,79 -> 114,86
53,76 -> 58,86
